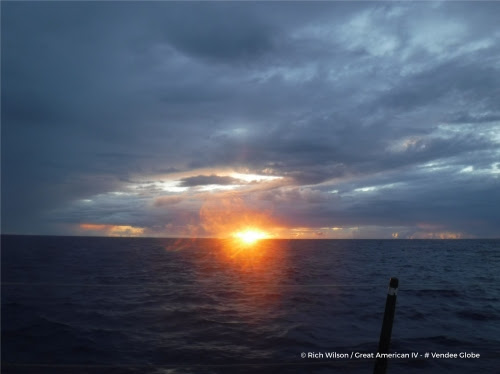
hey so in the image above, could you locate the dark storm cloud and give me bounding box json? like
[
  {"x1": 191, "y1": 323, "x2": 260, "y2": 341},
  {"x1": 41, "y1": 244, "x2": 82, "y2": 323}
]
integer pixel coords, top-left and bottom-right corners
[
  {"x1": 2, "y1": 1, "x2": 499, "y2": 237},
  {"x1": 157, "y1": 3, "x2": 275, "y2": 62},
  {"x1": 179, "y1": 175, "x2": 242, "y2": 187}
]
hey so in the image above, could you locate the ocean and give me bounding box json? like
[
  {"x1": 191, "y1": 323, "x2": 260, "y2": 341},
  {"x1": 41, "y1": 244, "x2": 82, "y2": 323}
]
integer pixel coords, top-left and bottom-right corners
[{"x1": 2, "y1": 235, "x2": 499, "y2": 373}]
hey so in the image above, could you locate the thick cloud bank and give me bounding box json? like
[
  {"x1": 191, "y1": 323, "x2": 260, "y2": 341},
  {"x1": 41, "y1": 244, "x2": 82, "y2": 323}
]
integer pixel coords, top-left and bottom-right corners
[{"x1": 2, "y1": 2, "x2": 499, "y2": 238}]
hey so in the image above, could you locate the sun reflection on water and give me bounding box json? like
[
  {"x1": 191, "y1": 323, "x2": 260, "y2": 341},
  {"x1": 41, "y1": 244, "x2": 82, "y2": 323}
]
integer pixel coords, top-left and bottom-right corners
[{"x1": 168, "y1": 238, "x2": 290, "y2": 324}]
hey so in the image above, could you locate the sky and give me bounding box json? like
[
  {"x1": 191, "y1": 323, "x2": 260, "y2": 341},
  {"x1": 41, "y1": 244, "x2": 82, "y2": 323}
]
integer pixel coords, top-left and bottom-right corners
[{"x1": 1, "y1": 1, "x2": 499, "y2": 239}]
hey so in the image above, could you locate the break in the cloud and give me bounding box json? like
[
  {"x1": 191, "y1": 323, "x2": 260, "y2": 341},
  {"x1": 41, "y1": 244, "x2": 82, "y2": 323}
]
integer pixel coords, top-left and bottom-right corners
[{"x1": 1, "y1": 1, "x2": 499, "y2": 238}]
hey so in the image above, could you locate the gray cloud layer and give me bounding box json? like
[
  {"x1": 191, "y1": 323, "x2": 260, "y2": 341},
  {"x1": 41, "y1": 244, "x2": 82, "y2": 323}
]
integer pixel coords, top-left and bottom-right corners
[{"x1": 2, "y1": 2, "x2": 499, "y2": 238}]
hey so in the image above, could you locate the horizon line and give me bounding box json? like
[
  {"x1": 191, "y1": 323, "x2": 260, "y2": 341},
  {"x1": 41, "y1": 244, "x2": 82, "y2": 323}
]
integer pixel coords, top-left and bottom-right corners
[{"x1": 1, "y1": 233, "x2": 499, "y2": 240}]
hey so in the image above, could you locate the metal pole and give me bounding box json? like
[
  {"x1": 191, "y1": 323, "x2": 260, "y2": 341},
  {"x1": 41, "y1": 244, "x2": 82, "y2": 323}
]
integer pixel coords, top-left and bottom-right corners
[{"x1": 373, "y1": 277, "x2": 399, "y2": 374}]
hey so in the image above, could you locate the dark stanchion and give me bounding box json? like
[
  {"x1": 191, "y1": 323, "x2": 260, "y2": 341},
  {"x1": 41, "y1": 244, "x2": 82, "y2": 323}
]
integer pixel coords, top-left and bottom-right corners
[{"x1": 373, "y1": 277, "x2": 399, "y2": 374}]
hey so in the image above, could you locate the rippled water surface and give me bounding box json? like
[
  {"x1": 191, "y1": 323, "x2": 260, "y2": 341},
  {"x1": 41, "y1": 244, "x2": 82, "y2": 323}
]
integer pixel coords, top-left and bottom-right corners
[{"x1": 2, "y1": 236, "x2": 499, "y2": 373}]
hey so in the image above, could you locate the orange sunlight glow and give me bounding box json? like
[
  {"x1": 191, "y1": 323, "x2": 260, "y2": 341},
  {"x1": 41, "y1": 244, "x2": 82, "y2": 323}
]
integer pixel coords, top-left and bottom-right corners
[
  {"x1": 200, "y1": 194, "x2": 277, "y2": 240},
  {"x1": 233, "y1": 229, "x2": 270, "y2": 245}
]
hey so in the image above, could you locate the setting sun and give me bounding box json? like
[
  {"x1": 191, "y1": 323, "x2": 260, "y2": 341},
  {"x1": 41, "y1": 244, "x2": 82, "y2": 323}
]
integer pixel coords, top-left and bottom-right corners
[{"x1": 234, "y1": 229, "x2": 269, "y2": 244}]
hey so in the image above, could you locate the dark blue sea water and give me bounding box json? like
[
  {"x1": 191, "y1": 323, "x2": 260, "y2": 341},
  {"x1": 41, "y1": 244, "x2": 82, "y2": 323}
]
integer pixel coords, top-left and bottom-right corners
[{"x1": 2, "y1": 235, "x2": 499, "y2": 373}]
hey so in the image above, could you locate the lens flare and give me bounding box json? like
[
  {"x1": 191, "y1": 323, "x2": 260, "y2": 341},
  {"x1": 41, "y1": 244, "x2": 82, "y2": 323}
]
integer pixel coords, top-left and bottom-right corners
[
  {"x1": 199, "y1": 194, "x2": 277, "y2": 240},
  {"x1": 234, "y1": 229, "x2": 269, "y2": 245}
]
